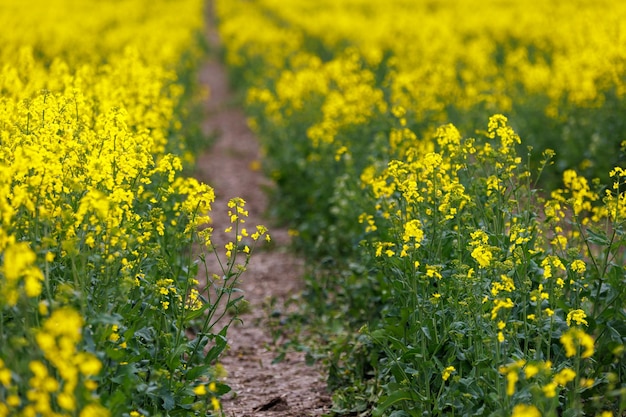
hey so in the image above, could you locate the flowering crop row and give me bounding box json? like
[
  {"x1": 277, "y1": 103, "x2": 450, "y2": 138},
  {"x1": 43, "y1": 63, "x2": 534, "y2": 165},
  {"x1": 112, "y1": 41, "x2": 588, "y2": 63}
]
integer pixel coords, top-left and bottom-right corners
[
  {"x1": 0, "y1": 1, "x2": 269, "y2": 416},
  {"x1": 216, "y1": 0, "x2": 626, "y2": 415},
  {"x1": 220, "y1": 0, "x2": 626, "y2": 184}
]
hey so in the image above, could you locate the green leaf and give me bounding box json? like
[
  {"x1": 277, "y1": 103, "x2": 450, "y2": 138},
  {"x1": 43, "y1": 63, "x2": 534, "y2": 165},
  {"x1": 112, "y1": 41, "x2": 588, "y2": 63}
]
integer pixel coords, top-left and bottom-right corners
[
  {"x1": 134, "y1": 327, "x2": 155, "y2": 344},
  {"x1": 369, "y1": 329, "x2": 387, "y2": 341},
  {"x1": 586, "y1": 228, "x2": 610, "y2": 246},
  {"x1": 91, "y1": 313, "x2": 123, "y2": 326},
  {"x1": 389, "y1": 411, "x2": 411, "y2": 417},
  {"x1": 271, "y1": 351, "x2": 286, "y2": 364},
  {"x1": 160, "y1": 390, "x2": 175, "y2": 411},
  {"x1": 204, "y1": 329, "x2": 228, "y2": 364},
  {"x1": 185, "y1": 365, "x2": 211, "y2": 381},
  {"x1": 372, "y1": 389, "x2": 414, "y2": 417},
  {"x1": 225, "y1": 295, "x2": 244, "y2": 310},
  {"x1": 167, "y1": 344, "x2": 187, "y2": 370},
  {"x1": 212, "y1": 381, "x2": 231, "y2": 396}
]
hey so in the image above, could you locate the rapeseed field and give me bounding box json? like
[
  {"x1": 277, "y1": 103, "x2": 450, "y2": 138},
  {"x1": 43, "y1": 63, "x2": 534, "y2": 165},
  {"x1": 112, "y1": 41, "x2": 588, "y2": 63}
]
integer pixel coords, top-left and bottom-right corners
[
  {"x1": 0, "y1": 1, "x2": 269, "y2": 415},
  {"x1": 217, "y1": 1, "x2": 626, "y2": 415}
]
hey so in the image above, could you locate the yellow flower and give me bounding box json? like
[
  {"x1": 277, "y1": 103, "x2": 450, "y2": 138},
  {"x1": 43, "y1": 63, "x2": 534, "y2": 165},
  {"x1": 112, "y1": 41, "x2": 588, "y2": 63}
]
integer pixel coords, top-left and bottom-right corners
[
  {"x1": 38, "y1": 301, "x2": 49, "y2": 316},
  {"x1": 77, "y1": 353, "x2": 103, "y2": 376},
  {"x1": 211, "y1": 397, "x2": 221, "y2": 411},
  {"x1": 511, "y1": 404, "x2": 541, "y2": 417},
  {"x1": 551, "y1": 234, "x2": 567, "y2": 250},
  {"x1": 570, "y1": 259, "x2": 586, "y2": 273},
  {"x1": 505, "y1": 370, "x2": 518, "y2": 396},
  {"x1": 560, "y1": 328, "x2": 594, "y2": 358},
  {"x1": 29, "y1": 361, "x2": 49, "y2": 379},
  {"x1": 0, "y1": 366, "x2": 11, "y2": 387},
  {"x1": 1, "y1": 242, "x2": 36, "y2": 281},
  {"x1": 541, "y1": 255, "x2": 566, "y2": 280},
  {"x1": 470, "y1": 229, "x2": 493, "y2": 268},
  {"x1": 524, "y1": 363, "x2": 540, "y2": 379},
  {"x1": 580, "y1": 378, "x2": 594, "y2": 388},
  {"x1": 193, "y1": 384, "x2": 207, "y2": 395},
  {"x1": 553, "y1": 368, "x2": 576, "y2": 386},
  {"x1": 402, "y1": 219, "x2": 424, "y2": 244},
  {"x1": 335, "y1": 145, "x2": 349, "y2": 161},
  {"x1": 499, "y1": 359, "x2": 525, "y2": 396},
  {"x1": 442, "y1": 366, "x2": 456, "y2": 381},
  {"x1": 109, "y1": 325, "x2": 120, "y2": 342},
  {"x1": 425, "y1": 265, "x2": 442, "y2": 280},
  {"x1": 471, "y1": 245, "x2": 493, "y2": 268},
  {"x1": 542, "y1": 381, "x2": 558, "y2": 398},
  {"x1": 6, "y1": 395, "x2": 20, "y2": 407},
  {"x1": 225, "y1": 241, "x2": 235, "y2": 258},
  {"x1": 491, "y1": 298, "x2": 514, "y2": 320},
  {"x1": 79, "y1": 404, "x2": 110, "y2": 417},
  {"x1": 23, "y1": 268, "x2": 42, "y2": 297},
  {"x1": 57, "y1": 392, "x2": 76, "y2": 411},
  {"x1": 566, "y1": 309, "x2": 588, "y2": 327},
  {"x1": 562, "y1": 169, "x2": 598, "y2": 215}
]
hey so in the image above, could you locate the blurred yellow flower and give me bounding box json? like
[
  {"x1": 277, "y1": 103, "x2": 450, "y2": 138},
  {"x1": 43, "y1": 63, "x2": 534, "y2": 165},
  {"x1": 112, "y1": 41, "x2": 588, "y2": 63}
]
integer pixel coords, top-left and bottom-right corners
[
  {"x1": 560, "y1": 328, "x2": 594, "y2": 358},
  {"x1": 511, "y1": 404, "x2": 541, "y2": 417},
  {"x1": 554, "y1": 368, "x2": 576, "y2": 386},
  {"x1": 193, "y1": 384, "x2": 207, "y2": 395}
]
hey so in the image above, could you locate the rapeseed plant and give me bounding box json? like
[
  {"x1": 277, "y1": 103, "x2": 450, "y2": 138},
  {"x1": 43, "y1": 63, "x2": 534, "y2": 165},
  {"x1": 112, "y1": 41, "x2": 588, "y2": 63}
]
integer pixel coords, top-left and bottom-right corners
[
  {"x1": 0, "y1": 0, "x2": 271, "y2": 415},
  {"x1": 216, "y1": 0, "x2": 626, "y2": 414}
]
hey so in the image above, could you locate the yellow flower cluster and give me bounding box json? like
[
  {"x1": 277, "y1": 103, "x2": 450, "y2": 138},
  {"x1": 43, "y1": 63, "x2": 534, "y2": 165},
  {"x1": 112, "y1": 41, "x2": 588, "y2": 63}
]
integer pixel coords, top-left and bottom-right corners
[
  {"x1": 223, "y1": 198, "x2": 270, "y2": 260},
  {"x1": 470, "y1": 229, "x2": 494, "y2": 269},
  {"x1": 219, "y1": 0, "x2": 626, "y2": 144},
  {"x1": 441, "y1": 366, "x2": 456, "y2": 382},
  {"x1": 0, "y1": 0, "x2": 208, "y2": 306},
  {"x1": 0, "y1": 0, "x2": 217, "y2": 413},
  {"x1": 0, "y1": 242, "x2": 43, "y2": 305},
  {"x1": 192, "y1": 381, "x2": 221, "y2": 412},
  {"x1": 561, "y1": 328, "x2": 595, "y2": 359},
  {"x1": 549, "y1": 169, "x2": 599, "y2": 219},
  {"x1": 604, "y1": 167, "x2": 626, "y2": 221},
  {"x1": 500, "y1": 359, "x2": 582, "y2": 400},
  {"x1": 511, "y1": 404, "x2": 541, "y2": 417},
  {"x1": 1, "y1": 308, "x2": 106, "y2": 417}
]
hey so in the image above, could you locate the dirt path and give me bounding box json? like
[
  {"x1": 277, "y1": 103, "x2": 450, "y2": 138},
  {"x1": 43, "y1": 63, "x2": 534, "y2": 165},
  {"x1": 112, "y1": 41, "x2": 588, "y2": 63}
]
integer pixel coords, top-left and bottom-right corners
[{"x1": 193, "y1": 3, "x2": 331, "y2": 416}]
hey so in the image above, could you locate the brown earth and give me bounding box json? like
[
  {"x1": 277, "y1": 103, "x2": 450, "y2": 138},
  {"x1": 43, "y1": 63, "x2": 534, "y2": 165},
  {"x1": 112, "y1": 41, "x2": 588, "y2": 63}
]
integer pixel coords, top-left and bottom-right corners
[{"x1": 192, "y1": 3, "x2": 332, "y2": 416}]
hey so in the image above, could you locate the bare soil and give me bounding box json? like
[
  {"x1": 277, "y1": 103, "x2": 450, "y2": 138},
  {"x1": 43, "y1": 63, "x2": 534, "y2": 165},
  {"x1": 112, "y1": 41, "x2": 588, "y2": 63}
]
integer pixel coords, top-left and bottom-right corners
[{"x1": 192, "y1": 4, "x2": 332, "y2": 416}]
